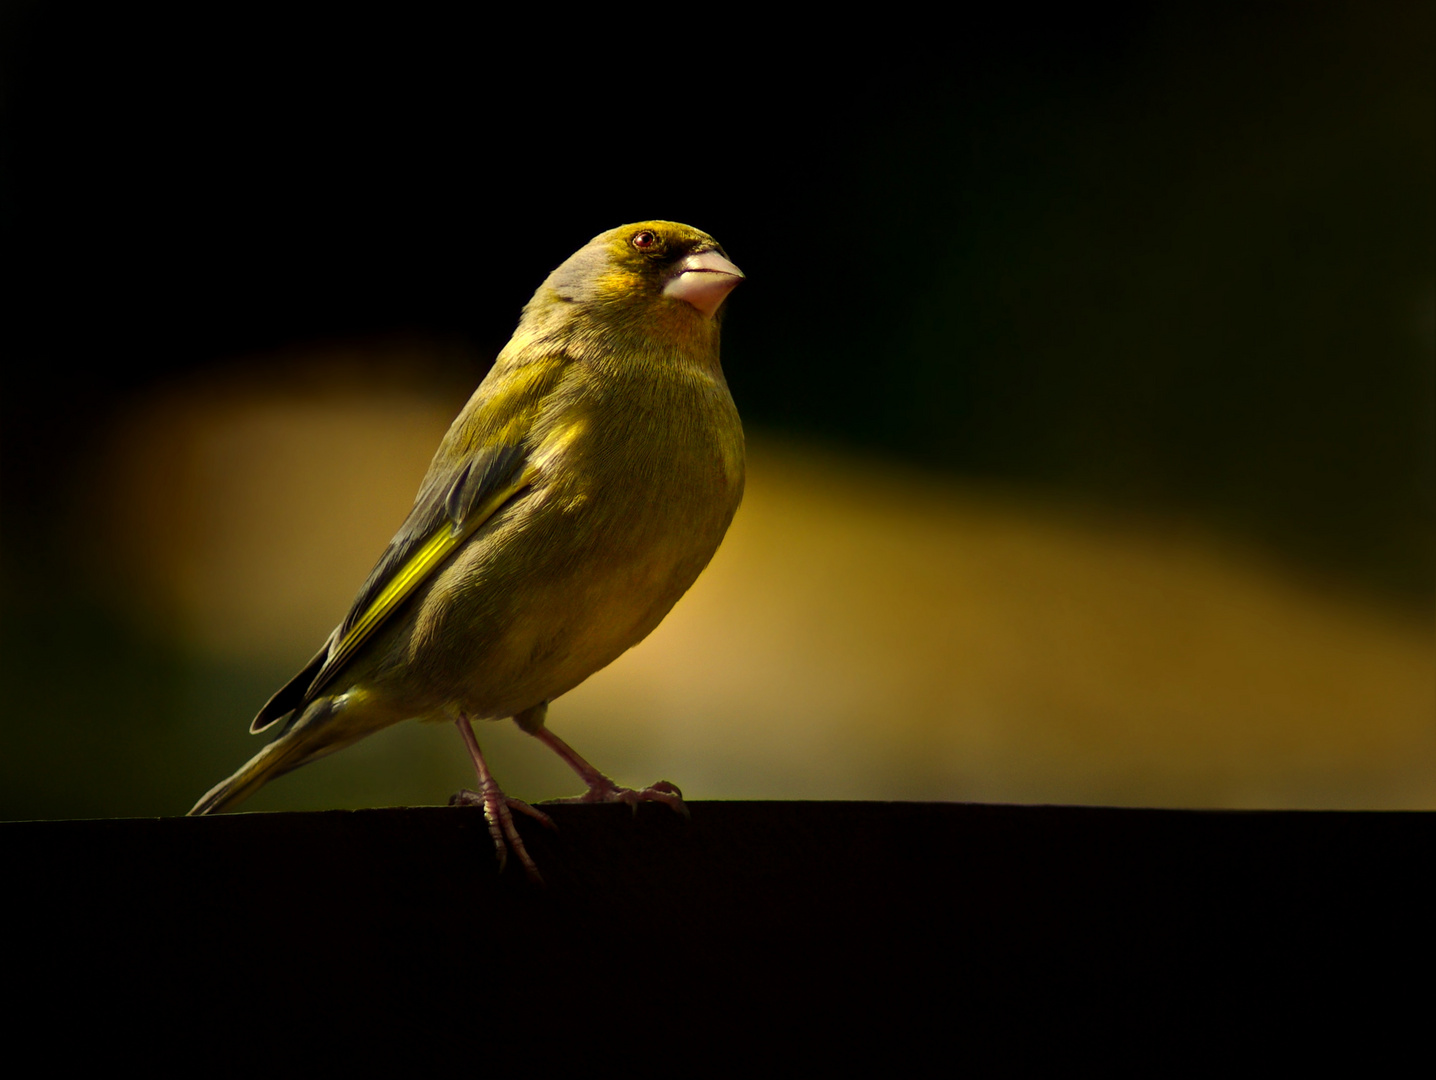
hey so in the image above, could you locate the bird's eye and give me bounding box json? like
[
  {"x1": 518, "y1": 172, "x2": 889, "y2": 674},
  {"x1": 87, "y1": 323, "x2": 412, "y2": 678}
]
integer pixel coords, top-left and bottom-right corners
[{"x1": 631, "y1": 230, "x2": 661, "y2": 252}]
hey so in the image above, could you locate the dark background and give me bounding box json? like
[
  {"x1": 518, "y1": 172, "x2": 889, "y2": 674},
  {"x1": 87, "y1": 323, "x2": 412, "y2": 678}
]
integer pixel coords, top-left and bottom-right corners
[
  {"x1": 1, "y1": 3, "x2": 1431, "y2": 817},
  {"x1": 5, "y1": 2, "x2": 1431, "y2": 599}
]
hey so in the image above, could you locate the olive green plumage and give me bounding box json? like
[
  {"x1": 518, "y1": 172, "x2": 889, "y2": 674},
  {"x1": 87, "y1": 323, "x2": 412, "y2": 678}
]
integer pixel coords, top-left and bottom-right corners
[{"x1": 190, "y1": 221, "x2": 745, "y2": 826}]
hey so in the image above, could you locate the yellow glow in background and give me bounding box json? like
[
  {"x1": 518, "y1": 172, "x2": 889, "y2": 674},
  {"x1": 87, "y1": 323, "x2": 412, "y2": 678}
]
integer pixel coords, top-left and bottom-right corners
[{"x1": 59, "y1": 350, "x2": 1433, "y2": 815}]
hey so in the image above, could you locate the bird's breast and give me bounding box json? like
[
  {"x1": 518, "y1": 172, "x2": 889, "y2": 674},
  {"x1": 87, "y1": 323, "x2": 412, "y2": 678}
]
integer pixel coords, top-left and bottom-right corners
[{"x1": 408, "y1": 368, "x2": 743, "y2": 719}]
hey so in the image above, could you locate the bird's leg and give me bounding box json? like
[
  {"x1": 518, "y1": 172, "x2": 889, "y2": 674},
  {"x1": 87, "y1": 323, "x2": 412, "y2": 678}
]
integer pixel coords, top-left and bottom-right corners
[
  {"x1": 529, "y1": 724, "x2": 689, "y2": 818},
  {"x1": 448, "y1": 712, "x2": 554, "y2": 882}
]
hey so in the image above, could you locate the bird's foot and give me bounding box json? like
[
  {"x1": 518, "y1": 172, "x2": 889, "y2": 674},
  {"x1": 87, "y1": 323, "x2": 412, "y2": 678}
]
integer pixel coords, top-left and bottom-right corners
[
  {"x1": 528, "y1": 725, "x2": 690, "y2": 817},
  {"x1": 449, "y1": 787, "x2": 555, "y2": 883},
  {"x1": 452, "y1": 711, "x2": 557, "y2": 882},
  {"x1": 543, "y1": 777, "x2": 690, "y2": 818}
]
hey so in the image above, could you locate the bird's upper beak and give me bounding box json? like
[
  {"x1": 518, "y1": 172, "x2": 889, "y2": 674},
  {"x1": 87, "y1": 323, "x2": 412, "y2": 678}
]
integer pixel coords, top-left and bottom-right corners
[{"x1": 663, "y1": 249, "x2": 745, "y2": 319}]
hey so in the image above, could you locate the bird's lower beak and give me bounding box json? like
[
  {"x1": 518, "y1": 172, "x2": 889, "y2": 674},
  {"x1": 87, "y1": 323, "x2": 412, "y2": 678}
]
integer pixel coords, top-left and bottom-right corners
[{"x1": 664, "y1": 250, "x2": 745, "y2": 319}]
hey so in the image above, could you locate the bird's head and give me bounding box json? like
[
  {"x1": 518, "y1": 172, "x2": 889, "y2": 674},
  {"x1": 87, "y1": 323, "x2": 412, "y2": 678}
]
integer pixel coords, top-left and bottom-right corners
[{"x1": 530, "y1": 221, "x2": 744, "y2": 330}]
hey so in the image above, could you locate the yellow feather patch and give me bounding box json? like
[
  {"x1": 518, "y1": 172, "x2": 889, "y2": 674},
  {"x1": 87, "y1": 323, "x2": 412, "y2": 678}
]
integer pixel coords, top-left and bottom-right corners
[
  {"x1": 597, "y1": 268, "x2": 644, "y2": 296},
  {"x1": 456, "y1": 362, "x2": 559, "y2": 455},
  {"x1": 539, "y1": 416, "x2": 588, "y2": 459}
]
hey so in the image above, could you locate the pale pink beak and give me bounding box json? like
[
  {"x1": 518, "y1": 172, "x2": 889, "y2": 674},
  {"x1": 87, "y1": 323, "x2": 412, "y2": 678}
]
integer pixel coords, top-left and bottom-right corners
[{"x1": 663, "y1": 249, "x2": 745, "y2": 319}]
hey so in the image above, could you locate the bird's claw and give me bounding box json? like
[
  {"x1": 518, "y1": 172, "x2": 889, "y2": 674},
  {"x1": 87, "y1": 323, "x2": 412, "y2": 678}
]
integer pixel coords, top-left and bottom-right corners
[
  {"x1": 449, "y1": 788, "x2": 554, "y2": 882},
  {"x1": 543, "y1": 778, "x2": 690, "y2": 818}
]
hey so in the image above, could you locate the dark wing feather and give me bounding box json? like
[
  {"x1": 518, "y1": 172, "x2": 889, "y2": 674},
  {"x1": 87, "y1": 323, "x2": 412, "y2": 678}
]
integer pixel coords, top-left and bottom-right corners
[
  {"x1": 250, "y1": 639, "x2": 332, "y2": 733},
  {"x1": 248, "y1": 441, "x2": 533, "y2": 733}
]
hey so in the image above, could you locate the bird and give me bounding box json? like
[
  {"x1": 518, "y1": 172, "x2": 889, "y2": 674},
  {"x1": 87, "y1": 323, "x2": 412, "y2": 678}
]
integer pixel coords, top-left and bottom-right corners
[{"x1": 188, "y1": 220, "x2": 746, "y2": 880}]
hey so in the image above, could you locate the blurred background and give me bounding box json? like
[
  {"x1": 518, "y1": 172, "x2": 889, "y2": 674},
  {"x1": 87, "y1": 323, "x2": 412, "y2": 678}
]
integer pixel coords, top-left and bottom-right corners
[{"x1": 1, "y1": 3, "x2": 1431, "y2": 818}]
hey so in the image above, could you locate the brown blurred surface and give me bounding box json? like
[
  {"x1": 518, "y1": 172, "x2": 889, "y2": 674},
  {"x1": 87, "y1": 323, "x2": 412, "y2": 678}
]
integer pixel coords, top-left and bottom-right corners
[{"x1": 38, "y1": 359, "x2": 1429, "y2": 816}]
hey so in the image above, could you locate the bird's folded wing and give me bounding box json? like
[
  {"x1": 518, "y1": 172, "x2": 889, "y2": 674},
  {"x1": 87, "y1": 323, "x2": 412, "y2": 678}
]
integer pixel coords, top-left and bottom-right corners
[{"x1": 249, "y1": 441, "x2": 536, "y2": 733}]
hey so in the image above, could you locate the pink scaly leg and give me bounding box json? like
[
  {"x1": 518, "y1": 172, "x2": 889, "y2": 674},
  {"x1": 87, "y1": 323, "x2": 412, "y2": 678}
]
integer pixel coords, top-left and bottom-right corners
[
  {"x1": 531, "y1": 725, "x2": 689, "y2": 818},
  {"x1": 448, "y1": 712, "x2": 554, "y2": 882}
]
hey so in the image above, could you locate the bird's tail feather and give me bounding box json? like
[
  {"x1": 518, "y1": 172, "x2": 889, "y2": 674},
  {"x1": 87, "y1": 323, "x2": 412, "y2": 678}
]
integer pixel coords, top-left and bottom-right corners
[{"x1": 188, "y1": 697, "x2": 365, "y2": 815}]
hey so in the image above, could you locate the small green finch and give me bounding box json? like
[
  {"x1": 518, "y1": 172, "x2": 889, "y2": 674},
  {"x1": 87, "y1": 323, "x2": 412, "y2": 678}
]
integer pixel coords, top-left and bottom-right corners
[{"x1": 190, "y1": 221, "x2": 745, "y2": 878}]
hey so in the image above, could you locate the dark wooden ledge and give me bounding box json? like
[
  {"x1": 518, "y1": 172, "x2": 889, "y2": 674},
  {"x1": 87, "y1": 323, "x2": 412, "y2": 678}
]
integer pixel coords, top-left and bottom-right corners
[{"x1": 7, "y1": 802, "x2": 1424, "y2": 1063}]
